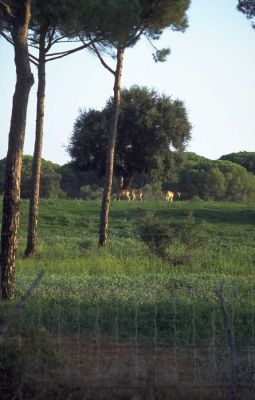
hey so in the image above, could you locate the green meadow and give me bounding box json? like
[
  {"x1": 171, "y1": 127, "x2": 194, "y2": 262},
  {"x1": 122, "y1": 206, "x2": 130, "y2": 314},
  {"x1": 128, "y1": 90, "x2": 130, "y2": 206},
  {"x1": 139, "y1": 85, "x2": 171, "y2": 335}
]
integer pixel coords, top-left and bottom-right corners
[{"x1": 1, "y1": 198, "x2": 255, "y2": 347}]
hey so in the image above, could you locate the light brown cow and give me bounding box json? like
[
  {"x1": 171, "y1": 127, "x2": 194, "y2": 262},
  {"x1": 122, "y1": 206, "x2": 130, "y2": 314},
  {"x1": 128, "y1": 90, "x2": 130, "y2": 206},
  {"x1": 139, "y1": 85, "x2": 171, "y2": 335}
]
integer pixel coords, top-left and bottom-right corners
[
  {"x1": 165, "y1": 190, "x2": 174, "y2": 202},
  {"x1": 114, "y1": 188, "x2": 143, "y2": 202},
  {"x1": 137, "y1": 190, "x2": 143, "y2": 202},
  {"x1": 165, "y1": 191, "x2": 181, "y2": 202},
  {"x1": 131, "y1": 190, "x2": 136, "y2": 201},
  {"x1": 116, "y1": 189, "x2": 131, "y2": 201}
]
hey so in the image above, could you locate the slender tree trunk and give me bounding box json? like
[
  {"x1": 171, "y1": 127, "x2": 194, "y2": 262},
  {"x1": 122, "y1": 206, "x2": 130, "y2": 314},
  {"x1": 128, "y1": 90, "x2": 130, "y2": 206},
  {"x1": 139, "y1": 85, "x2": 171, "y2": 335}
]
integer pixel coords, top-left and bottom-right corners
[
  {"x1": 25, "y1": 26, "x2": 47, "y2": 257},
  {"x1": 99, "y1": 47, "x2": 124, "y2": 246},
  {"x1": 0, "y1": 1, "x2": 34, "y2": 300}
]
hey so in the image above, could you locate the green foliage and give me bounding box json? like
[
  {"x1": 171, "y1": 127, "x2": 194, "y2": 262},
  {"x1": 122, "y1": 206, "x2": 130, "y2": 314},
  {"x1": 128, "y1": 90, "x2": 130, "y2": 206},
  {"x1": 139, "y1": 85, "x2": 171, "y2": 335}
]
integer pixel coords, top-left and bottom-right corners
[
  {"x1": 68, "y1": 85, "x2": 191, "y2": 184},
  {"x1": 60, "y1": 163, "x2": 104, "y2": 198},
  {"x1": 2, "y1": 150, "x2": 254, "y2": 201},
  {"x1": 179, "y1": 159, "x2": 255, "y2": 201},
  {"x1": 80, "y1": 184, "x2": 103, "y2": 200},
  {"x1": 39, "y1": 160, "x2": 64, "y2": 199},
  {"x1": 0, "y1": 156, "x2": 63, "y2": 199},
  {"x1": 220, "y1": 151, "x2": 255, "y2": 174},
  {"x1": 237, "y1": 0, "x2": 255, "y2": 29},
  {"x1": 30, "y1": 0, "x2": 74, "y2": 27},
  {"x1": 0, "y1": 342, "x2": 25, "y2": 398},
  {"x1": 138, "y1": 212, "x2": 204, "y2": 265},
  {"x1": 75, "y1": 0, "x2": 190, "y2": 52},
  {"x1": 152, "y1": 47, "x2": 171, "y2": 62},
  {"x1": 142, "y1": 184, "x2": 165, "y2": 201},
  {"x1": 181, "y1": 151, "x2": 209, "y2": 166},
  {"x1": 0, "y1": 327, "x2": 60, "y2": 399}
]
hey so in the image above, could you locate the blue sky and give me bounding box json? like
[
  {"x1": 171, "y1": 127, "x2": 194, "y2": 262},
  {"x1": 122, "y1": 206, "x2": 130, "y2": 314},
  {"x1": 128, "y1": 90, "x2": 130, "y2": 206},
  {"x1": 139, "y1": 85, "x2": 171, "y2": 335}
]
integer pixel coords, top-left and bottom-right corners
[{"x1": 0, "y1": 0, "x2": 254, "y2": 165}]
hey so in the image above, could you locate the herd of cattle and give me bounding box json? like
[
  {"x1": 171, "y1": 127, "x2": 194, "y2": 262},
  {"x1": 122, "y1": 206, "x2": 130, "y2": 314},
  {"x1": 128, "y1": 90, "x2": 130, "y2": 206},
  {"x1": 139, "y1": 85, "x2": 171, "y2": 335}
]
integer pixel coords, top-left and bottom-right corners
[{"x1": 113, "y1": 189, "x2": 181, "y2": 202}]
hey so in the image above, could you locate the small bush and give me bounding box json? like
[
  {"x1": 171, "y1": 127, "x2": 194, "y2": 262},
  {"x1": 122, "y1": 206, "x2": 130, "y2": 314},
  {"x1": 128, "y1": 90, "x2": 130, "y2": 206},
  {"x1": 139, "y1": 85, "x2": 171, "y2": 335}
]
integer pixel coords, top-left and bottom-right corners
[
  {"x1": 190, "y1": 195, "x2": 203, "y2": 202},
  {"x1": 0, "y1": 327, "x2": 61, "y2": 400},
  {"x1": 80, "y1": 185, "x2": 103, "y2": 200},
  {"x1": 138, "y1": 212, "x2": 205, "y2": 265},
  {"x1": 142, "y1": 184, "x2": 165, "y2": 201}
]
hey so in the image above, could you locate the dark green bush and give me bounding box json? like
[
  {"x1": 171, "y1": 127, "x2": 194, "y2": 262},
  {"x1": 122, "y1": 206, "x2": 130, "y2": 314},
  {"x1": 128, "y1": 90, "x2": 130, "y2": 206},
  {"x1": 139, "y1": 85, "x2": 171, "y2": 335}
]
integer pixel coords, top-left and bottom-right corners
[
  {"x1": 138, "y1": 213, "x2": 205, "y2": 265},
  {"x1": 0, "y1": 327, "x2": 61, "y2": 400},
  {"x1": 80, "y1": 184, "x2": 103, "y2": 200}
]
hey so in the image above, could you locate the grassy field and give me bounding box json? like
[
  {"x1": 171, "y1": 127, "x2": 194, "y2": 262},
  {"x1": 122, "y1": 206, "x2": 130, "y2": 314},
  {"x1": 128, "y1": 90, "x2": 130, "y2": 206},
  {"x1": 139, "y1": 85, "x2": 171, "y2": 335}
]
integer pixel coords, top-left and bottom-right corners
[
  {"x1": 1, "y1": 197, "x2": 255, "y2": 398},
  {"x1": 0, "y1": 198, "x2": 253, "y2": 345}
]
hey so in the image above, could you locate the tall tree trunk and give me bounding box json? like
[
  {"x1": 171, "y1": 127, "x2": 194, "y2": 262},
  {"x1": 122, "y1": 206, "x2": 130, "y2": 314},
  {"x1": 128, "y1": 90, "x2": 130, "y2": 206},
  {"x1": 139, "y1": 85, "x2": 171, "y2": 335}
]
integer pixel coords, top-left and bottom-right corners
[
  {"x1": 99, "y1": 47, "x2": 124, "y2": 246},
  {"x1": 0, "y1": 0, "x2": 34, "y2": 300},
  {"x1": 25, "y1": 26, "x2": 47, "y2": 257}
]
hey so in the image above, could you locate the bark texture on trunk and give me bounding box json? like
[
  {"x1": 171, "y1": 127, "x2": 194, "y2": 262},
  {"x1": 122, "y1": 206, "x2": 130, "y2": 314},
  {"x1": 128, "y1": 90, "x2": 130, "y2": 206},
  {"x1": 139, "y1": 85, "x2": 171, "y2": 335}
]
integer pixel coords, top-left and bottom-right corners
[
  {"x1": 99, "y1": 47, "x2": 124, "y2": 246},
  {"x1": 0, "y1": 0, "x2": 34, "y2": 300},
  {"x1": 25, "y1": 26, "x2": 47, "y2": 257}
]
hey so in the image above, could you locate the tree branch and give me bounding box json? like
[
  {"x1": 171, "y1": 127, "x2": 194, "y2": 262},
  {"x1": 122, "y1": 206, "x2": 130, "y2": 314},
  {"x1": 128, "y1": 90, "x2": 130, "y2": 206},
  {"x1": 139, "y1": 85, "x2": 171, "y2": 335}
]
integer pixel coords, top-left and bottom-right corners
[
  {"x1": 0, "y1": 0, "x2": 14, "y2": 20},
  {"x1": 45, "y1": 42, "x2": 91, "y2": 63},
  {"x1": 0, "y1": 30, "x2": 13, "y2": 45},
  {"x1": 50, "y1": 37, "x2": 81, "y2": 44},
  {"x1": 45, "y1": 26, "x2": 56, "y2": 52},
  {"x1": 46, "y1": 43, "x2": 89, "y2": 58},
  {"x1": 87, "y1": 37, "x2": 115, "y2": 75},
  {"x1": 28, "y1": 43, "x2": 40, "y2": 50},
  {"x1": 29, "y1": 53, "x2": 39, "y2": 62},
  {"x1": 144, "y1": 32, "x2": 158, "y2": 52},
  {"x1": 29, "y1": 56, "x2": 38, "y2": 67},
  {"x1": 125, "y1": 26, "x2": 145, "y2": 48},
  {"x1": 0, "y1": 271, "x2": 45, "y2": 343},
  {"x1": 46, "y1": 34, "x2": 67, "y2": 48}
]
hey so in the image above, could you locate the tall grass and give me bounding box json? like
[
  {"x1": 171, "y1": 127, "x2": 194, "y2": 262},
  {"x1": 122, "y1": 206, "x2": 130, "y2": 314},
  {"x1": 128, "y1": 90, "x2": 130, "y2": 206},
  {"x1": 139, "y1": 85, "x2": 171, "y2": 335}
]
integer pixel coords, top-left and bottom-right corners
[
  {"x1": 0, "y1": 198, "x2": 253, "y2": 347},
  {"x1": 1, "y1": 198, "x2": 255, "y2": 397}
]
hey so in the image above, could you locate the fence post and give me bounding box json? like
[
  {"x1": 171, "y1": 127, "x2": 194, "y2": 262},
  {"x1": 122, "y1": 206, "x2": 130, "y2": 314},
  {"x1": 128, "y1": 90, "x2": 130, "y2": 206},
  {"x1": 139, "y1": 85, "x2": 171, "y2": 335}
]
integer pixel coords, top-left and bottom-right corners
[
  {"x1": 0, "y1": 271, "x2": 45, "y2": 343},
  {"x1": 216, "y1": 282, "x2": 238, "y2": 400}
]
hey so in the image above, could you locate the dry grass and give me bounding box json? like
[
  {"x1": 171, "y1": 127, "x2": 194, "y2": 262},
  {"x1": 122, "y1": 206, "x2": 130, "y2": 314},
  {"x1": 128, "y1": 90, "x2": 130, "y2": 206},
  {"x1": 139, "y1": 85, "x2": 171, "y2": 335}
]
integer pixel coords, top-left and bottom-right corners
[{"x1": 27, "y1": 334, "x2": 252, "y2": 400}]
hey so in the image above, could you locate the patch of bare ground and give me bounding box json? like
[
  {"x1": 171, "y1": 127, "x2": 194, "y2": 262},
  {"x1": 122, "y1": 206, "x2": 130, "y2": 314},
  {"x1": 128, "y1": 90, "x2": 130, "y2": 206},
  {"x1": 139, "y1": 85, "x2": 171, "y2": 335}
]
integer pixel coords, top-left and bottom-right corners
[
  {"x1": 26, "y1": 334, "x2": 251, "y2": 400},
  {"x1": 3, "y1": 332, "x2": 252, "y2": 399}
]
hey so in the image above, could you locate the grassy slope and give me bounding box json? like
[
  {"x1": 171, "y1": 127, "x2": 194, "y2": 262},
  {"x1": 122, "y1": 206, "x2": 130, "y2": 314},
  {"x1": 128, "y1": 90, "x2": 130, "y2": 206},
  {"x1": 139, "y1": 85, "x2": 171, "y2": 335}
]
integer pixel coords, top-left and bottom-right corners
[{"x1": 1, "y1": 198, "x2": 255, "y2": 346}]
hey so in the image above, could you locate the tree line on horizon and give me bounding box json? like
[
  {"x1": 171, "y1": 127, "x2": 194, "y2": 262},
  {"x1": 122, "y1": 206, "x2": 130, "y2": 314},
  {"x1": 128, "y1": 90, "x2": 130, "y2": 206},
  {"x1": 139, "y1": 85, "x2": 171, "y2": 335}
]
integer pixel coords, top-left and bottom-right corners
[
  {"x1": 1, "y1": 150, "x2": 255, "y2": 202},
  {"x1": 0, "y1": 0, "x2": 254, "y2": 300}
]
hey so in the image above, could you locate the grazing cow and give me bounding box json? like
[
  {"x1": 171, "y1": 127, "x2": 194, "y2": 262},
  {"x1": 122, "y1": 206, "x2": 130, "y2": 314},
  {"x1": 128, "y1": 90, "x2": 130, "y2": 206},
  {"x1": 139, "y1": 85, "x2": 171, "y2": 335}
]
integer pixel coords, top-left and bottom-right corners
[
  {"x1": 114, "y1": 188, "x2": 143, "y2": 202},
  {"x1": 138, "y1": 190, "x2": 143, "y2": 202},
  {"x1": 116, "y1": 189, "x2": 131, "y2": 201},
  {"x1": 131, "y1": 190, "x2": 137, "y2": 201},
  {"x1": 165, "y1": 191, "x2": 181, "y2": 202},
  {"x1": 165, "y1": 190, "x2": 174, "y2": 202}
]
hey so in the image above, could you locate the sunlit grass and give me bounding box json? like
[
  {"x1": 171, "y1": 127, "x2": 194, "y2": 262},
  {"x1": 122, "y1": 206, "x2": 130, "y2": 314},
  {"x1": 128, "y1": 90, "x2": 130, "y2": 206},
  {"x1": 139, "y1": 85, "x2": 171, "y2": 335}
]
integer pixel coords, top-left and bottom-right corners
[{"x1": 1, "y1": 198, "x2": 255, "y2": 345}]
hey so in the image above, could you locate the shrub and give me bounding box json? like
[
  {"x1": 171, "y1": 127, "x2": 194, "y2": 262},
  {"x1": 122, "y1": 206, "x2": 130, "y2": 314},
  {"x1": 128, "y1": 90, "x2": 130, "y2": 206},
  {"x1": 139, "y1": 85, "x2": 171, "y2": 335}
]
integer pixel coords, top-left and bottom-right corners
[
  {"x1": 0, "y1": 327, "x2": 61, "y2": 399},
  {"x1": 142, "y1": 184, "x2": 165, "y2": 201},
  {"x1": 190, "y1": 195, "x2": 203, "y2": 202},
  {"x1": 138, "y1": 212, "x2": 204, "y2": 265},
  {"x1": 80, "y1": 185, "x2": 103, "y2": 200}
]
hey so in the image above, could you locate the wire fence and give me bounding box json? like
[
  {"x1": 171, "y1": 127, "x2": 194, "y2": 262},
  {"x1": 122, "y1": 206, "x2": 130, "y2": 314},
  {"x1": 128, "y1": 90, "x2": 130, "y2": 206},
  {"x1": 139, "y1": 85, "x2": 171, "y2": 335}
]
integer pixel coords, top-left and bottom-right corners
[{"x1": 3, "y1": 278, "x2": 255, "y2": 400}]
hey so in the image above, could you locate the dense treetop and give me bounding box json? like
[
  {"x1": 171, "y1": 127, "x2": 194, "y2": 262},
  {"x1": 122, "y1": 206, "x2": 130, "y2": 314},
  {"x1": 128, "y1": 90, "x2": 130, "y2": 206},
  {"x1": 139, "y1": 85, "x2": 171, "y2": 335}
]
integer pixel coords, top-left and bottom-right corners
[
  {"x1": 178, "y1": 159, "x2": 255, "y2": 201},
  {"x1": 68, "y1": 85, "x2": 192, "y2": 188},
  {"x1": 220, "y1": 152, "x2": 255, "y2": 174}
]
